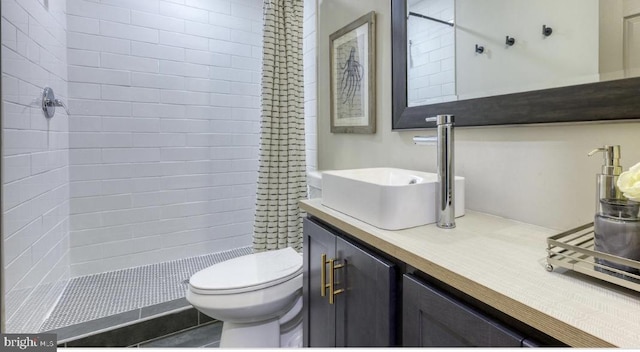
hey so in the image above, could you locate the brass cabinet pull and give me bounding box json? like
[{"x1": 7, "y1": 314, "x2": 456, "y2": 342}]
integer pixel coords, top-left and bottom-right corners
[
  {"x1": 328, "y1": 259, "x2": 345, "y2": 304},
  {"x1": 321, "y1": 254, "x2": 328, "y2": 297}
]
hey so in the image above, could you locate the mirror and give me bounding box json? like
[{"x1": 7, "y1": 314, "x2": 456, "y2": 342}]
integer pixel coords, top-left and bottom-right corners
[{"x1": 392, "y1": 0, "x2": 640, "y2": 129}]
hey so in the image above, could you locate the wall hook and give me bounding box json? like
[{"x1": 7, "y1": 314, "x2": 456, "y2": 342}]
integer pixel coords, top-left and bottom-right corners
[
  {"x1": 475, "y1": 44, "x2": 484, "y2": 54},
  {"x1": 505, "y1": 36, "x2": 515, "y2": 46},
  {"x1": 542, "y1": 25, "x2": 553, "y2": 36}
]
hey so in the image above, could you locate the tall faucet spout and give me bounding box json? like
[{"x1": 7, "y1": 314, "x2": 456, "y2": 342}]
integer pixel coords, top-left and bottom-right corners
[{"x1": 425, "y1": 115, "x2": 455, "y2": 229}]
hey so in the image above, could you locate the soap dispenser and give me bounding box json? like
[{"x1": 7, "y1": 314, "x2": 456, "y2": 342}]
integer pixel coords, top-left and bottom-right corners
[{"x1": 589, "y1": 145, "x2": 640, "y2": 275}]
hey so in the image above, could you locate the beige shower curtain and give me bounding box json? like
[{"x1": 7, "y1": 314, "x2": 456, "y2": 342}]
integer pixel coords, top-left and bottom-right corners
[{"x1": 253, "y1": 0, "x2": 307, "y2": 252}]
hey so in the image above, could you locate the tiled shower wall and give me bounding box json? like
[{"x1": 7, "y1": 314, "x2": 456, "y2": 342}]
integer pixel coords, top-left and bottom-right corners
[
  {"x1": 66, "y1": 0, "x2": 263, "y2": 276},
  {"x1": 1, "y1": 0, "x2": 71, "y2": 332},
  {"x1": 406, "y1": 0, "x2": 455, "y2": 106},
  {"x1": 303, "y1": 0, "x2": 317, "y2": 172}
]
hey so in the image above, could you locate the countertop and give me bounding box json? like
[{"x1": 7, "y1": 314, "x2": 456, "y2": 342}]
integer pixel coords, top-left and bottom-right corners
[{"x1": 300, "y1": 198, "x2": 640, "y2": 347}]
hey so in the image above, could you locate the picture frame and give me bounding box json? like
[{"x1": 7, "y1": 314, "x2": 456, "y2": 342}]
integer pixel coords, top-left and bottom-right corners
[{"x1": 329, "y1": 11, "x2": 376, "y2": 134}]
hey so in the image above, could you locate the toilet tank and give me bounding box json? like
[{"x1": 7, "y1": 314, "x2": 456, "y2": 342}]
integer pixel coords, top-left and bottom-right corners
[{"x1": 307, "y1": 171, "x2": 322, "y2": 199}]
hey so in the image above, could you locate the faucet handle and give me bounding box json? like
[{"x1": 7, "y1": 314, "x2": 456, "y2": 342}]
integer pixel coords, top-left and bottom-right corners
[{"x1": 425, "y1": 115, "x2": 454, "y2": 125}]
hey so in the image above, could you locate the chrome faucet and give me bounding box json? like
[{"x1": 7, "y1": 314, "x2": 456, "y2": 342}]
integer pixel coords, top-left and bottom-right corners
[{"x1": 413, "y1": 115, "x2": 456, "y2": 229}]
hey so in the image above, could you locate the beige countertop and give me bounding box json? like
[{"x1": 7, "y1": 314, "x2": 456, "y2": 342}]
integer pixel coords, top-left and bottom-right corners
[{"x1": 300, "y1": 198, "x2": 640, "y2": 348}]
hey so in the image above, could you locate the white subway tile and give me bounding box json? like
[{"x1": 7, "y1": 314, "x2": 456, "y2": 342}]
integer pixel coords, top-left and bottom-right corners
[
  {"x1": 101, "y1": 52, "x2": 159, "y2": 73},
  {"x1": 230, "y1": 2, "x2": 262, "y2": 21},
  {"x1": 70, "y1": 224, "x2": 132, "y2": 247},
  {"x1": 160, "y1": 147, "x2": 209, "y2": 161},
  {"x1": 99, "y1": 4, "x2": 132, "y2": 24},
  {"x1": 69, "y1": 66, "x2": 131, "y2": 85},
  {"x1": 3, "y1": 217, "x2": 43, "y2": 264},
  {"x1": 209, "y1": 67, "x2": 252, "y2": 82},
  {"x1": 159, "y1": 60, "x2": 208, "y2": 78},
  {"x1": 102, "y1": 85, "x2": 161, "y2": 103},
  {"x1": 70, "y1": 180, "x2": 102, "y2": 198},
  {"x1": 209, "y1": 39, "x2": 251, "y2": 57},
  {"x1": 69, "y1": 116, "x2": 102, "y2": 132},
  {"x1": 230, "y1": 29, "x2": 261, "y2": 46},
  {"x1": 230, "y1": 82, "x2": 259, "y2": 96},
  {"x1": 185, "y1": 0, "x2": 230, "y2": 13},
  {"x1": 68, "y1": 49, "x2": 101, "y2": 67},
  {"x1": 186, "y1": 105, "x2": 232, "y2": 119},
  {"x1": 185, "y1": 21, "x2": 230, "y2": 40},
  {"x1": 67, "y1": 15, "x2": 100, "y2": 35},
  {"x1": 208, "y1": 12, "x2": 252, "y2": 31},
  {"x1": 70, "y1": 194, "x2": 132, "y2": 215},
  {"x1": 66, "y1": 0, "x2": 101, "y2": 18},
  {"x1": 132, "y1": 72, "x2": 185, "y2": 90},
  {"x1": 159, "y1": 2, "x2": 208, "y2": 23},
  {"x1": 131, "y1": 10, "x2": 185, "y2": 32},
  {"x1": 184, "y1": 49, "x2": 230, "y2": 66},
  {"x1": 102, "y1": 148, "x2": 161, "y2": 163},
  {"x1": 132, "y1": 103, "x2": 186, "y2": 118},
  {"x1": 100, "y1": 0, "x2": 159, "y2": 14},
  {"x1": 100, "y1": 20, "x2": 159, "y2": 43},
  {"x1": 160, "y1": 90, "x2": 209, "y2": 105},
  {"x1": 102, "y1": 117, "x2": 159, "y2": 132},
  {"x1": 69, "y1": 82, "x2": 101, "y2": 99},
  {"x1": 4, "y1": 154, "x2": 31, "y2": 183},
  {"x1": 185, "y1": 78, "x2": 230, "y2": 93},
  {"x1": 101, "y1": 206, "x2": 161, "y2": 227},
  {"x1": 131, "y1": 42, "x2": 185, "y2": 61},
  {"x1": 100, "y1": 179, "x2": 133, "y2": 195},
  {"x1": 159, "y1": 31, "x2": 208, "y2": 50},
  {"x1": 69, "y1": 99, "x2": 131, "y2": 117},
  {"x1": 67, "y1": 32, "x2": 131, "y2": 54}
]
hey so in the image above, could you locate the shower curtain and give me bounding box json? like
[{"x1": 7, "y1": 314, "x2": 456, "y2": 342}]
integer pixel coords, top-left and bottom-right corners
[{"x1": 253, "y1": 0, "x2": 307, "y2": 252}]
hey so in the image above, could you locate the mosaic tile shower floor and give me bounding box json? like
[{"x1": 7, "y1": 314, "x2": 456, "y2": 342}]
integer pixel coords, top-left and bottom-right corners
[{"x1": 40, "y1": 246, "x2": 252, "y2": 332}]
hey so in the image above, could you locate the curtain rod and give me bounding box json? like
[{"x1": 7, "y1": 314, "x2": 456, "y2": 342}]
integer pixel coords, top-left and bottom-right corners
[{"x1": 407, "y1": 11, "x2": 454, "y2": 27}]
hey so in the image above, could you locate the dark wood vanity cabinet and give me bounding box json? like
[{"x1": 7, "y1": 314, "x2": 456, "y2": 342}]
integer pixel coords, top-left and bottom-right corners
[
  {"x1": 302, "y1": 218, "x2": 397, "y2": 347},
  {"x1": 303, "y1": 216, "x2": 560, "y2": 348},
  {"x1": 403, "y1": 274, "x2": 525, "y2": 347}
]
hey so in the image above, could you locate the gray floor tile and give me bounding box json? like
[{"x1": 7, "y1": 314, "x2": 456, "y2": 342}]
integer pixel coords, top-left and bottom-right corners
[{"x1": 139, "y1": 321, "x2": 223, "y2": 348}]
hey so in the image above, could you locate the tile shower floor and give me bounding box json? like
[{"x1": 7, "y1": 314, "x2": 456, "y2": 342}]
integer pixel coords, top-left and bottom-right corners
[{"x1": 40, "y1": 246, "x2": 252, "y2": 333}]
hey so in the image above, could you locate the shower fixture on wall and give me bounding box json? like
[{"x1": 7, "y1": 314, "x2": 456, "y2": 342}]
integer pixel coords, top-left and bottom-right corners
[
  {"x1": 542, "y1": 25, "x2": 553, "y2": 37},
  {"x1": 475, "y1": 44, "x2": 484, "y2": 54},
  {"x1": 41, "y1": 87, "x2": 69, "y2": 118}
]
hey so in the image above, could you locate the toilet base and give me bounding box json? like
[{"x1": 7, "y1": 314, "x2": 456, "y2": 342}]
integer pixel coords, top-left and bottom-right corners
[
  {"x1": 219, "y1": 319, "x2": 303, "y2": 348},
  {"x1": 219, "y1": 296, "x2": 303, "y2": 348}
]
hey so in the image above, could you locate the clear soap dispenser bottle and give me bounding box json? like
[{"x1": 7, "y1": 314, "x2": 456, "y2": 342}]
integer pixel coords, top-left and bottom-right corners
[{"x1": 589, "y1": 145, "x2": 640, "y2": 276}]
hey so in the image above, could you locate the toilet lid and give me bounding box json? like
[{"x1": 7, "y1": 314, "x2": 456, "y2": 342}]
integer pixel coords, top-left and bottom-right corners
[{"x1": 189, "y1": 247, "x2": 302, "y2": 294}]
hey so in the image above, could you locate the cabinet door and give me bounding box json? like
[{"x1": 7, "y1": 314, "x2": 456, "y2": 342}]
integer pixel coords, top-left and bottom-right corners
[
  {"x1": 335, "y1": 237, "x2": 397, "y2": 347},
  {"x1": 403, "y1": 274, "x2": 523, "y2": 347},
  {"x1": 303, "y1": 218, "x2": 337, "y2": 347}
]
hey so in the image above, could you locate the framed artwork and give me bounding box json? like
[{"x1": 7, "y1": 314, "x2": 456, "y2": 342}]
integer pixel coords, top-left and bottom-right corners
[{"x1": 330, "y1": 11, "x2": 376, "y2": 134}]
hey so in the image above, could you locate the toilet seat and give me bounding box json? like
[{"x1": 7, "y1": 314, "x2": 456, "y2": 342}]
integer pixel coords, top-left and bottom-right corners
[{"x1": 189, "y1": 247, "x2": 302, "y2": 295}]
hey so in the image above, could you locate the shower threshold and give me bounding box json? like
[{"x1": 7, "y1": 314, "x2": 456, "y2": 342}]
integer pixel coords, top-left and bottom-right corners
[{"x1": 41, "y1": 246, "x2": 252, "y2": 345}]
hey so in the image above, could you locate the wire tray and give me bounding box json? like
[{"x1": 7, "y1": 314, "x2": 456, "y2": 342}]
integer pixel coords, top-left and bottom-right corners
[{"x1": 546, "y1": 222, "x2": 640, "y2": 293}]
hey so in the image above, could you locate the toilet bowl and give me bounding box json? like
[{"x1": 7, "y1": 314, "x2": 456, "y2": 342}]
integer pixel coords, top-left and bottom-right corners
[{"x1": 186, "y1": 247, "x2": 304, "y2": 348}]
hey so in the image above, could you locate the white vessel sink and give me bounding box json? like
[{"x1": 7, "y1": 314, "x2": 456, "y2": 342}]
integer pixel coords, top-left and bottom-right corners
[{"x1": 321, "y1": 168, "x2": 465, "y2": 230}]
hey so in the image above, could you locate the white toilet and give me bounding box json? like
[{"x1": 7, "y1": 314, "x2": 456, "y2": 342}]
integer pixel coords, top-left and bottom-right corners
[{"x1": 186, "y1": 171, "x2": 323, "y2": 348}]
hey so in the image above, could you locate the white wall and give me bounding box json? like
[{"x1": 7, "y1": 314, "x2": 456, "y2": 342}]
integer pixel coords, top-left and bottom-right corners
[
  {"x1": 317, "y1": 0, "x2": 640, "y2": 231},
  {"x1": 66, "y1": 0, "x2": 262, "y2": 276},
  {"x1": 1, "y1": 0, "x2": 70, "y2": 332},
  {"x1": 304, "y1": 0, "x2": 318, "y2": 172},
  {"x1": 407, "y1": 0, "x2": 455, "y2": 106},
  {"x1": 456, "y1": 0, "x2": 600, "y2": 100}
]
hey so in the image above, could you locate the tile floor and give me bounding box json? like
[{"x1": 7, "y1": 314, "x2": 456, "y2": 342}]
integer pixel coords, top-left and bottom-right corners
[{"x1": 41, "y1": 246, "x2": 252, "y2": 333}]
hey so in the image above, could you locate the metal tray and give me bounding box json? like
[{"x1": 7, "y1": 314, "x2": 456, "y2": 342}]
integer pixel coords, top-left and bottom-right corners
[{"x1": 546, "y1": 223, "x2": 640, "y2": 292}]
